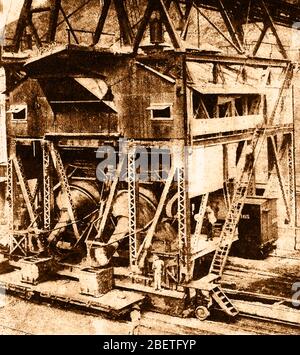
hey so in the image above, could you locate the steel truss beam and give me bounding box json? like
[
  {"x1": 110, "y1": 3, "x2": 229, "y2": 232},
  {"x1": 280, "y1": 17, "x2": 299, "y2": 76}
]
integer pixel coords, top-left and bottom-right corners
[
  {"x1": 287, "y1": 134, "x2": 296, "y2": 227},
  {"x1": 10, "y1": 0, "x2": 300, "y2": 57},
  {"x1": 175, "y1": 142, "x2": 193, "y2": 282},
  {"x1": 177, "y1": 166, "x2": 187, "y2": 277},
  {"x1": 264, "y1": 135, "x2": 288, "y2": 195},
  {"x1": 260, "y1": 0, "x2": 288, "y2": 59},
  {"x1": 50, "y1": 143, "x2": 80, "y2": 240},
  {"x1": 7, "y1": 159, "x2": 14, "y2": 232},
  {"x1": 128, "y1": 146, "x2": 138, "y2": 270},
  {"x1": 95, "y1": 154, "x2": 126, "y2": 240},
  {"x1": 42, "y1": 142, "x2": 51, "y2": 231},
  {"x1": 185, "y1": 54, "x2": 289, "y2": 68},
  {"x1": 12, "y1": 156, "x2": 38, "y2": 228},
  {"x1": 13, "y1": 0, "x2": 34, "y2": 52},
  {"x1": 93, "y1": 0, "x2": 133, "y2": 46},
  {"x1": 264, "y1": 133, "x2": 296, "y2": 227},
  {"x1": 47, "y1": 0, "x2": 62, "y2": 42},
  {"x1": 217, "y1": 0, "x2": 245, "y2": 53},
  {"x1": 192, "y1": 5, "x2": 243, "y2": 54},
  {"x1": 270, "y1": 136, "x2": 291, "y2": 222},
  {"x1": 137, "y1": 163, "x2": 176, "y2": 270}
]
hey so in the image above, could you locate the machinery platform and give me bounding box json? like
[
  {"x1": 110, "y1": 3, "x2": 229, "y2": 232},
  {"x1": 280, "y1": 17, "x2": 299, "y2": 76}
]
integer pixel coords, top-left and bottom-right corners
[
  {"x1": 0, "y1": 268, "x2": 145, "y2": 317},
  {"x1": 186, "y1": 274, "x2": 220, "y2": 291}
]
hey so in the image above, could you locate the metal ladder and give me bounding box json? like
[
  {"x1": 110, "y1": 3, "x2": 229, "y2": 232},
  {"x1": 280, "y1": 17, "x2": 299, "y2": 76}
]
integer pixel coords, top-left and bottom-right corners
[
  {"x1": 209, "y1": 129, "x2": 261, "y2": 277},
  {"x1": 209, "y1": 62, "x2": 294, "y2": 279},
  {"x1": 191, "y1": 63, "x2": 293, "y2": 318},
  {"x1": 211, "y1": 285, "x2": 239, "y2": 317}
]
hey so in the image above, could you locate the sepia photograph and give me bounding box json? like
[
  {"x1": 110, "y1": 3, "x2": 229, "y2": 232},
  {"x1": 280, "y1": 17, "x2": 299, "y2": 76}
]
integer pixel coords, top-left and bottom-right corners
[{"x1": 1, "y1": 0, "x2": 300, "y2": 341}]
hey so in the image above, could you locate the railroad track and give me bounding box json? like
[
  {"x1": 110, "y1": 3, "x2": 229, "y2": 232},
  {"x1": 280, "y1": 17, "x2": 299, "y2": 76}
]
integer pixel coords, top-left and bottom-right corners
[
  {"x1": 0, "y1": 292, "x2": 299, "y2": 335},
  {"x1": 139, "y1": 309, "x2": 300, "y2": 335}
]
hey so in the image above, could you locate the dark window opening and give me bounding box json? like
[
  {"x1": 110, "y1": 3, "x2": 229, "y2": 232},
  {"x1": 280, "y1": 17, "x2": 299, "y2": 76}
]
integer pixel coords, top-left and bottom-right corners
[
  {"x1": 9, "y1": 105, "x2": 27, "y2": 121},
  {"x1": 13, "y1": 109, "x2": 26, "y2": 120},
  {"x1": 219, "y1": 103, "x2": 229, "y2": 117},
  {"x1": 148, "y1": 104, "x2": 172, "y2": 120},
  {"x1": 201, "y1": 95, "x2": 217, "y2": 118},
  {"x1": 235, "y1": 98, "x2": 243, "y2": 116},
  {"x1": 152, "y1": 107, "x2": 171, "y2": 119}
]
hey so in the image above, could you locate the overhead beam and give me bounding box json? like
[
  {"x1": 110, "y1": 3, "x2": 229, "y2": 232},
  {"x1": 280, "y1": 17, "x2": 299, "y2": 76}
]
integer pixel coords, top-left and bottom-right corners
[
  {"x1": 193, "y1": 5, "x2": 245, "y2": 54},
  {"x1": 113, "y1": 0, "x2": 134, "y2": 45},
  {"x1": 217, "y1": 0, "x2": 245, "y2": 54},
  {"x1": 260, "y1": 0, "x2": 288, "y2": 59},
  {"x1": 185, "y1": 54, "x2": 289, "y2": 67},
  {"x1": 252, "y1": 24, "x2": 269, "y2": 57},
  {"x1": 181, "y1": 0, "x2": 194, "y2": 40},
  {"x1": 93, "y1": 0, "x2": 111, "y2": 45},
  {"x1": 47, "y1": 0, "x2": 61, "y2": 43},
  {"x1": 13, "y1": 0, "x2": 33, "y2": 52},
  {"x1": 59, "y1": 4, "x2": 79, "y2": 44}
]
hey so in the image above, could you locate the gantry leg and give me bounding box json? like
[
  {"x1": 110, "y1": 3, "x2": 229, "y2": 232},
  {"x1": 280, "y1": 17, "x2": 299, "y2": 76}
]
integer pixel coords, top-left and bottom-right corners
[
  {"x1": 176, "y1": 143, "x2": 193, "y2": 282},
  {"x1": 42, "y1": 141, "x2": 51, "y2": 231},
  {"x1": 7, "y1": 158, "x2": 15, "y2": 253},
  {"x1": 287, "y1": 133, "x2": 297, "y2": 249},
  {"x1": 128, "y1": 146, "x2": 138, "y2": 271}
]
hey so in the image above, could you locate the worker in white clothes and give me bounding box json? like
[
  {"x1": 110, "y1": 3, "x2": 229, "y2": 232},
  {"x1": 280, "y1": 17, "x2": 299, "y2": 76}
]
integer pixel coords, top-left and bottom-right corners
[
  {"x1": 152, "y1": 254, "x2": 164, "y2": 291},
  {"x1": 129, "y1": 304, "x2": 141, "y2": 335},
  {"x1": 244, "y1": 144, "x2": 254, "y2": 171}
]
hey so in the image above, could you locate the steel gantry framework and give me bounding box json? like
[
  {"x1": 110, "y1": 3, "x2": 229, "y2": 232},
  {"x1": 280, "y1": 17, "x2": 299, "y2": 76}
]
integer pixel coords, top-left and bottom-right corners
[{"x1": 8, "y1": 0, "x2": 300, "y2": 55}]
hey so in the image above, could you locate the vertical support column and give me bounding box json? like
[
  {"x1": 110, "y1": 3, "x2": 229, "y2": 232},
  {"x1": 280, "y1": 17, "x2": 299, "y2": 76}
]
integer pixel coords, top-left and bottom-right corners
[
  {"x1": 177, "y1": 165, "x2": 186, "y2": 271},
  {"x1": 7, "y1": 138, "x2": 16, "y2": 254},
  {"x1": 7, "y1": 158, "x2": 14, "y2": 234},
  {"x1": 287, "y1": 134, "x2": 296, "y2": 229},
  {"x1": 128, "y1": 145, "x2": 138, "y2": 271},
  {"x1": 175, "y1": 142, "x2": 192, "y2": 282},
  {"x1": 42, "y1": 141, "x2": 51, "y2": 231}
]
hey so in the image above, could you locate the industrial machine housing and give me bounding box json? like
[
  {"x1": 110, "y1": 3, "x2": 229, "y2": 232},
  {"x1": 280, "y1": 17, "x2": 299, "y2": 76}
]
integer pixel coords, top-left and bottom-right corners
[{"x1": 0, "y1": 0, "x2": 299, "y2": 320}]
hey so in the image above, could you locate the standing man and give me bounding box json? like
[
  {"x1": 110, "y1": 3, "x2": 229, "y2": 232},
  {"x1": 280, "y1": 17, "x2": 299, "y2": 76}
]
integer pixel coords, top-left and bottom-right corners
[
  {"x1": 205, "y1": 205, "x2": 217, "y2": 241},
  {"x1": 129, "y1": 304, "x2": 141, "y2": 335},
  {"x1": 152, "y1": 254, "x2": 164, "y2": 291}
]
